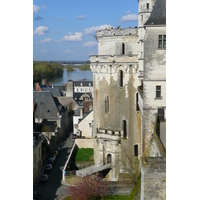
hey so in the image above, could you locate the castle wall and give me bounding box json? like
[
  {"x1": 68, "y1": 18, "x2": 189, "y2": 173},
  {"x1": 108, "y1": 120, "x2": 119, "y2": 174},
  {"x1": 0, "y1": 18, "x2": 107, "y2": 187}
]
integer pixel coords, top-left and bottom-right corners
[
  {"x1": 142, "y1": 26, "x2": 166, "y2": 157},
  {"x1": 141, "y1": 157, "x2": 166, "y2": 200},
  {"x1": 90, "y1": 29, "x2": 141, "y2": 181}
]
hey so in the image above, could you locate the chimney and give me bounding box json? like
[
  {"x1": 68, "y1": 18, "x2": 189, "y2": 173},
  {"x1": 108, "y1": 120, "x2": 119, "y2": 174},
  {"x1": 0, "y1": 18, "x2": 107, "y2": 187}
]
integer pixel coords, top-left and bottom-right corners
[
  {"x1": 80, "y1": 108, "x2": 83, "y2": 118},
  {"x1": 49, "y1": 82, "x2": 52, "y2": 87},
  {"x1": 35, "y1": 82, "x2": 39, "y2": 91}
]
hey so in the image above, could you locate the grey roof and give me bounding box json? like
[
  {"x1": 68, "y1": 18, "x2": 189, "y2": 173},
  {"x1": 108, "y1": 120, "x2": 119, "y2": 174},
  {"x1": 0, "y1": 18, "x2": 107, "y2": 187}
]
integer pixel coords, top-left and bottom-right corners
[
  {"x1": 33, "y1": 91, "x2": 65, "y2": 119},
  {"x1": 145, "y1": 0, "x2": 166, "y2": 26},
  {"x1": 74, "y1": 80, "x2": 93, "y2": 86},
  {"x1": 42, "y1": 87, "x2": 62, "y2": 97}
]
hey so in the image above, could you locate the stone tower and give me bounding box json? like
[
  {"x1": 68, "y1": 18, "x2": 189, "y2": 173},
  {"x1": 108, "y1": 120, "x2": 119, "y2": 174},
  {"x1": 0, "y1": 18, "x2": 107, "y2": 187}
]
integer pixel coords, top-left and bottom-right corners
[
  {"x1": 137, "y1": 0, "x2": 156, "y2": 84},
  {"x1": 90, "y1": 27, "x2": 141, "y2": 181}
]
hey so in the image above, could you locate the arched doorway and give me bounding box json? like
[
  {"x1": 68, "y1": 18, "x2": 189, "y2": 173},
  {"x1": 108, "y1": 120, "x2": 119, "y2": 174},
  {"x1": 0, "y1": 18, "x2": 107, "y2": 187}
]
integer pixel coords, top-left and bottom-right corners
[{"x1": 107, "y1": 154, "x2": 112, "y2": 164}]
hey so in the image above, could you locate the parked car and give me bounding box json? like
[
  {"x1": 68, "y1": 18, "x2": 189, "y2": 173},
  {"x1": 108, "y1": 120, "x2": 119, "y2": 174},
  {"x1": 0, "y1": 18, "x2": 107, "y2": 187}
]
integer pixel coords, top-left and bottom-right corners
[
  {"x1": 48, "y1": 156, "x2": 56, "y2": 165},
  {"x1": 72, "y1": 134, "x2": 77, "y2": 139},
  {"x1": 54, "y1": 147, "x2": 60, "y2": 152},
  {"x1": 45, "y1": 164, "x2": 52, "y2": 172},
  {"x1": 53, "y1": 150, "x2": 59, "y2": 157},
  {"x1": 40, "y1": 174, "x2": 48, "y2": 182}
]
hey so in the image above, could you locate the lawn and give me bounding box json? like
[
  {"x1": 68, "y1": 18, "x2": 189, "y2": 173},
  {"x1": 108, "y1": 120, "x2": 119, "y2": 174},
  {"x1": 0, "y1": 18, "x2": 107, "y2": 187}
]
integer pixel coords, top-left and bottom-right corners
[{"x1": 75, "y1": 148, "x2": 94, "y2": 162}]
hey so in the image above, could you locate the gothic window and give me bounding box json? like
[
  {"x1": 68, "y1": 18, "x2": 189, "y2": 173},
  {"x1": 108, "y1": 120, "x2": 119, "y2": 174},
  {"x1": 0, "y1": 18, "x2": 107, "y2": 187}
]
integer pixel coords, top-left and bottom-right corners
[
  {"x1": 123, "y1": 120, "x2": 127, "y2": 138},
  {"x1": 120, "y1": 70, "x2": 123, "y2": 87},
  {"x1": 105, "y1": 95, "x2": 109, "y2": 113},
  {"x1": 147, "y1": 3, "x2": 149, "y2": 9},
  {"x1": 122, "y1": 43, "x2": 125, "y2": 55},
  {"x1": 156, "y1": 85, "x2": 161, "y2": 98},
  {"x1": 107, "y1": 154, "x2": 112, "y2": 164},
  {"x1": 134, "y1": 145, "x2": 138, "y2": 156},
  {"x1": 158, "y1": 35, "x2": 166, "y2": 49}
]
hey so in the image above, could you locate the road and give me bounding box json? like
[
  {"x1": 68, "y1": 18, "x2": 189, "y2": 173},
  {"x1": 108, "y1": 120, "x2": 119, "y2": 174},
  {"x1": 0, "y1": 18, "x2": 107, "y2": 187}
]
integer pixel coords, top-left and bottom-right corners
[{"x1": 34, "y1": 127, "x2": 74, "y2": 200}]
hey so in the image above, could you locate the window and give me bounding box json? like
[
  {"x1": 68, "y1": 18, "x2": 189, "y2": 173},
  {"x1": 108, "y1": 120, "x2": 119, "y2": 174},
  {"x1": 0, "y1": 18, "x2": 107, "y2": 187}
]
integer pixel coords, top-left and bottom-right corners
[
  {"x1": 136, "y1": 93, "x2": 139, "y2": 111},
  {"x1": 120, "y1": 70, "x2": 123, "y2": 87},
  {"x1": 123, "y1": 120, "x2": 127, "y2": 138},
  {"x1": 147, "y1": 3, "x2": 149, "y2": 9},
  {"x1": 158, "y1": 35, "x2": 166, "y2": 49},
  {"x1": 141, "y1": 15, "x2": 143, "y2": 21},
  {"x1": 122, "y1": 43, "x2": 125, "y2": 55},
  {"x1": 156, "y1": 86, "x2": 161, "y2": 98},
  {"x1": 134, "y1": 145, "x2": 138, "y2": 156},
  {"x1": 105, "y1": 95, "x2": 109, "y2": 113}
]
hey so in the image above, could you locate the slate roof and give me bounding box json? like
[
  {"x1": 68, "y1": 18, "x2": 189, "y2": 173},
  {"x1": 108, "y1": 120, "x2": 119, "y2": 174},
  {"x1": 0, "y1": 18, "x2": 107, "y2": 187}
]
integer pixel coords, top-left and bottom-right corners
[
  {"x1": 42, "y1": 87, "x2": 62, "y2": 97},
  {"x1": 74, "y1": 80, "x2": 93, "y2": 86},
  {"x1": 33, "y1": 91, "x2": 66, "y2": 119},
  {"x1": 145, "y1": 0, "x2": 166, "y2": 26}
]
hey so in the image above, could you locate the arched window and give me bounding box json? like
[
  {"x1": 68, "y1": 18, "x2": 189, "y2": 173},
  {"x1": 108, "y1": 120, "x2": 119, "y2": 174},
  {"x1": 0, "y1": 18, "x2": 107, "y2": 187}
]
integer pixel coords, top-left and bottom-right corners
[
  {"x1": 136, "y1": 93, "x2": 139, "y2": 111},
  {"x1": 120, "y1": 70, "x2": 123, "y2": 87},
  {"x1": 134, "y1": 144, "x2": 138, "y2": 156},
  {"x1": 107, "y1": 154, "x2": 112, "y2": 164},
  {"x1": 122, "y1": 43, "x2": 125, "y2": 55},
  {"x1": 105, "y1": 95, "x2": 109, "y2": 113},
  {"x1": 123, "y1": 120, "x2": 127, "y2": 138}
]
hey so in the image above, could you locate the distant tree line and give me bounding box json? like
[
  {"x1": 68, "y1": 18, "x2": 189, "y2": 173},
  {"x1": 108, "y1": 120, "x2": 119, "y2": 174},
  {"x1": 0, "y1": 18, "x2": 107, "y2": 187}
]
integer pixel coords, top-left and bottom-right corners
[
  {"x1": 64, "y1": 64, "x2": 91, "y2": 72},
  {"x1": 33, "y1": 61, "x2": 63, "y2": 83}
]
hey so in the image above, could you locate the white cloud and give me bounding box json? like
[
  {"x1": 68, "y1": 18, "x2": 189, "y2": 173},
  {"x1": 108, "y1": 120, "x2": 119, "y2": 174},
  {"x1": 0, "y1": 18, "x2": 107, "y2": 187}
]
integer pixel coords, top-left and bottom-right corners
[
  {"x1": 41, "y1": 5, "x2": 48, "y2": 9},
  {"x1": 63, "y1": 32, "x2": 83, "y2": 41},
  {"x1": 40, "y1": 38, "x2": 52, "y2": 43},
  {"x1": 33, "y1": 26, "x2": 48, "y2": 36},
  {"x1": 65, "y1": 50, "x2": 72, "y2": 54},
  {"x1": 33, "y1": 4, "x2": 40, "y2": 13},
  {"x1": 120, "y1": 13, "x2": 138, "y2": 22},
  {"x1": 84, "y1": 24, "x2": 113, "y2": 35},
  {"x1": 76, "y1": 15, "x2": 87, "y2": 20},
  {"x1": 41, "y1": 49, "x2": 47, "y2": 52},
  {"x1": 83, "y1": 41, "x2": 97, "y2": 47}
]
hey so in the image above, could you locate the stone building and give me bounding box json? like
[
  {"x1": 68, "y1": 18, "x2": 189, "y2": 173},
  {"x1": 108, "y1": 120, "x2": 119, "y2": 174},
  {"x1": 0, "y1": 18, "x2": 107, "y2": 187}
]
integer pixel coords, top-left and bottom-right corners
[
  {"x1": 90, "y1": 0, "x2": 166, "y2": 198},
  {"x1": 90, "y1": 26, "x2": 141, "y2": 181}
]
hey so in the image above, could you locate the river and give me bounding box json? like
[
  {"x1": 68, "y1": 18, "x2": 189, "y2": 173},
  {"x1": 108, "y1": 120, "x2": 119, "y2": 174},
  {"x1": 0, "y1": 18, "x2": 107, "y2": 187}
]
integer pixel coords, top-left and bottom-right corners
[{"x1": 52, "y1": 67, "x2": 93, "y2": 86}]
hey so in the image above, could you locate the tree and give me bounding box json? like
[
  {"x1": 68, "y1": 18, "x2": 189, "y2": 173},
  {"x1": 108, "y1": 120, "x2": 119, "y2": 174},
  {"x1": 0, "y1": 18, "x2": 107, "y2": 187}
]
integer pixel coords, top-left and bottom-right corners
[{"x1": 69, "y1": 175, "x2": 110, "y2": 200}]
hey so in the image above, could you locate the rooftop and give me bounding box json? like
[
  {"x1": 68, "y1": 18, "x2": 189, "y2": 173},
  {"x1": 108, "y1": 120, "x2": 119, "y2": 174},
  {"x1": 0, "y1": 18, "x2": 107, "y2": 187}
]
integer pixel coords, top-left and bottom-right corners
[
  {"x1": 96, "y1": 27, "x2": 138, "y2": 38},
  {"x1": 145, "y1": 0, "x2": 166, "y2": 26}
]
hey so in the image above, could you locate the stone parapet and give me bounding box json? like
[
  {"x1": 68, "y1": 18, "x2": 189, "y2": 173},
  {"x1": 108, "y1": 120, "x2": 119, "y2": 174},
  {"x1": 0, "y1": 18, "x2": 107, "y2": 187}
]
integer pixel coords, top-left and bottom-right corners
[
  {"x1": 90, "y1": 55, "x2": 138, "y2": 63},
  {"x1": 97, "y1": 129, "x2": 121, "y2": 141},
  {"x1": 96, "y1": 28, "x2": 138, "y2": 38}
]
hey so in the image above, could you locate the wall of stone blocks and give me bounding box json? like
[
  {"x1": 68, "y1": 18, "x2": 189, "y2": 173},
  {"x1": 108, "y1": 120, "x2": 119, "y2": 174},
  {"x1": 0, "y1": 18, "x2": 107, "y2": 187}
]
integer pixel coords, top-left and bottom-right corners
[
  {"x1": 75, "y1": 138, "x2": 95, "y2": 149},
  {"x1": 141, "y1": 158, "x2": 166, "y2": 200}
]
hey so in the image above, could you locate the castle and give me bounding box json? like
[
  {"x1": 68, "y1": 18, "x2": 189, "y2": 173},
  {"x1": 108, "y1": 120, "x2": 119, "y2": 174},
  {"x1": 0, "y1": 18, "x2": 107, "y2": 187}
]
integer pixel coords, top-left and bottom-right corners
[{"x1": 90, "y1": 0, "x2": 166, "y2": 199}]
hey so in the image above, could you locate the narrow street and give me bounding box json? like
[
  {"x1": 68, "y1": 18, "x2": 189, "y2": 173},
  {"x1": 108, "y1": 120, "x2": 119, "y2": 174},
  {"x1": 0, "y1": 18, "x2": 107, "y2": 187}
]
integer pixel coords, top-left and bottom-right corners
[{"x1": 34, "y1": 125, "x2": 74, "y2": 200}]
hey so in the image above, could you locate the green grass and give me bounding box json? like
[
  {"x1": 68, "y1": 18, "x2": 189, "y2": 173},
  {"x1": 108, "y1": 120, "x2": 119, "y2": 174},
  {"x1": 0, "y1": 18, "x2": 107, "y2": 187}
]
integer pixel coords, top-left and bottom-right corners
[{"x1": 75, "y1": 148, "x2": 94, "y2": 162}]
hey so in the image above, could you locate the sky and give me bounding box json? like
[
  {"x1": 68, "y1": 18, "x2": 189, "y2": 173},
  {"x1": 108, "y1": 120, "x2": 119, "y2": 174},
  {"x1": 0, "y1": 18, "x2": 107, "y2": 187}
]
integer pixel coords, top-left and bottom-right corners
[{"x1": 33, "y1": 0, "x2": 139, "y2": 61}]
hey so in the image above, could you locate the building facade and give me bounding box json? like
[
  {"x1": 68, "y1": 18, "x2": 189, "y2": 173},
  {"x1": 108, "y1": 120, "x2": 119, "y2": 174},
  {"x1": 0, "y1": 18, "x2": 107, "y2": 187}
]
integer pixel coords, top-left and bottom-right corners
[{"x1": 90, "y1": 0, "x2": 166, "y2": 198}]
